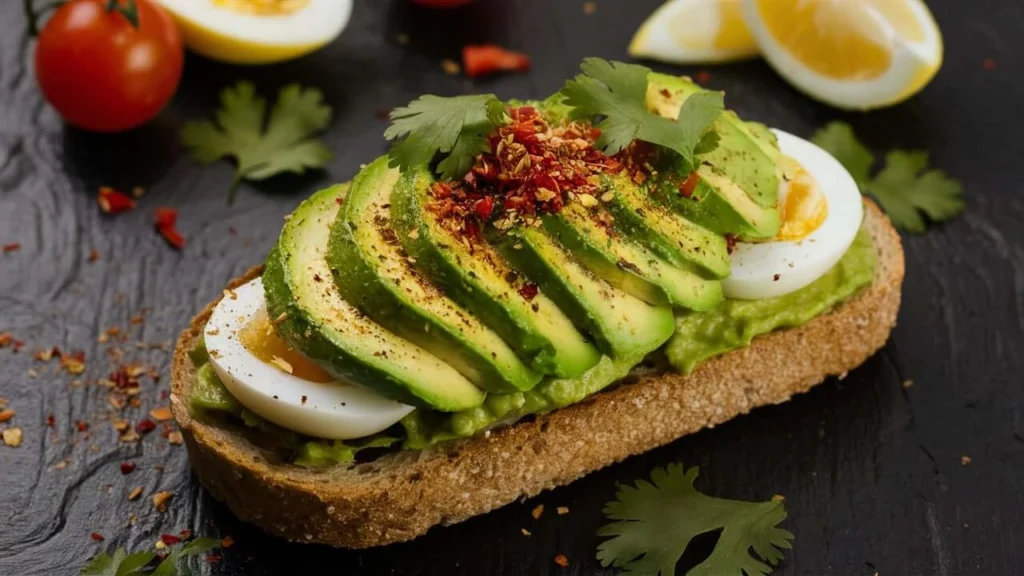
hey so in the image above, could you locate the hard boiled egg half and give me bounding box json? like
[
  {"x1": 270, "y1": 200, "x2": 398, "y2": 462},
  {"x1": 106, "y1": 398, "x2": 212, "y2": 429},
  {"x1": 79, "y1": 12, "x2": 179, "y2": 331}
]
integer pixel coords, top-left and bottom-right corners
[
  {"x1": 159, "y1": 0, "x2": 352, "y2": 65},
  {"x1": 722, "y1": 129, "x2": 863, "y2": 300},
  {"x1": 204, "y1": 277, "x2": 413, "y2": 439}
]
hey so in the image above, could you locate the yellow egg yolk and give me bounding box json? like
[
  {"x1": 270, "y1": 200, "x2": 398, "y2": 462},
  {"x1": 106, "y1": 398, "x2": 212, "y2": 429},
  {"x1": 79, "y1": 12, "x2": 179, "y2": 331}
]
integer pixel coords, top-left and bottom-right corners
[
  {"x1": 776, "y1": 157, "x2": 828, "y2": 241},
  {"x1": 213, "y1": 0, "x2": 309, "y2": 16},
  {"x1": 240, "y1": 306, "x2": 333, "y2": 382}
]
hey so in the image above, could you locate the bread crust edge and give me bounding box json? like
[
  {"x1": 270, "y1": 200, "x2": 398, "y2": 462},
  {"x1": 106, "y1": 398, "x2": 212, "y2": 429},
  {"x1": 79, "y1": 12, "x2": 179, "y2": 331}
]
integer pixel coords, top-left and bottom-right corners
[{"x1": 170, "y1": 200, "x2": 904, "y2": 548}]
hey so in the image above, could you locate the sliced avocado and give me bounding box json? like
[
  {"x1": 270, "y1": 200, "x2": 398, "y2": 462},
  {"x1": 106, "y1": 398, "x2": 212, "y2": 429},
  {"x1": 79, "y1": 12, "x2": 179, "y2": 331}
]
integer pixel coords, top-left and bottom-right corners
[
  {"x1": 263, "y1": 183, "x2": 485, "y2": 411},
  {"x1": 543, "y1": 201, "x2": 723, "y2": 311},
  {"x1": 646, "y1": 73, "x2": 781, "y2": 240},
  {"x1": 600, "y1": 173, "x2": 731, "y2": 279},
  {"x1": 328, "y1": 158, "x2": 541, "y2": 394},
  {"x1": 496, "y1": 226, "x2": 675, "y2": 358},
  {"x1": 391, "y1": 166, "x2": 601, "y2": 378}
]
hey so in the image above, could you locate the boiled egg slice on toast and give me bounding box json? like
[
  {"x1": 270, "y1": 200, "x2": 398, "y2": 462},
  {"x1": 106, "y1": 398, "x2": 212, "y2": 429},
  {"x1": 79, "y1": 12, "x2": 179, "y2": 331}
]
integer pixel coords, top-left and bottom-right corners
[
  {"x1": 722, "y1": 129, "x2": 863, "y2": 300},
  {"x1": 158, "y1": 0, "x2": 352, "y2": 65},
  {"x1": 204, "y1": 277, "x2": 413, "y2": 439}
]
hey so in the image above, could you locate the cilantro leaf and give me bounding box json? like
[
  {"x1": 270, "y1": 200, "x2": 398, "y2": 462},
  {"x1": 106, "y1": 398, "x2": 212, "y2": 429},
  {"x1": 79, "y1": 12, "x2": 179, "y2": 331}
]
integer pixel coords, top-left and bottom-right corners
[
  {"x1": 810, "y1": 121, "x2": 874, "y2": 188},
  {"x1": 867, "y1": 150, "x2": 965, "y2": 233},
  {"x1": 181, "y1": 82, "x2": 333, "y2": 203},
  {"x1": 151, "y1": 538, "x2": 223, "y2": 576},
  {"x1": 384, "y1": 94, "x2": 506, "y2": 180},
  {"x1": 811, "y1": 121, "x2": 964, "y2": 232},
  {"x1": 80, "y1": 547, "x2": 156, "y2": 576},
  {"x1": 560, "y1": 58, "x2": 723, "y2": 171},
  {"x1": 596, "y1": 463, "x2": 793, "y2": 576}
]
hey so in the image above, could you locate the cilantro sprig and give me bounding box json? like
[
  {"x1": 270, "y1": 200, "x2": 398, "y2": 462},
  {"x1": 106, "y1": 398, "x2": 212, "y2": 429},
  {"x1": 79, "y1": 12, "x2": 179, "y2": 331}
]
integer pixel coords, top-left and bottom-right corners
[
  {"x1": 181, "y1": 82, "x2": 333, "y2": 204},
  {"x1": 384, "y1": 94, "x2": 507, "y2": 180},
  {"x1": 812, "y1": 121, "x2": 964, "y2": 233},
  {"x1": 560, "y1": 58, "x2": 723, "y2": 172},
  {"x1": 81, "y1": 538, "x2": 222, "y2": 576},
  {"x1": 597, "y1": 463, "x2": 793, "y2": 576}
]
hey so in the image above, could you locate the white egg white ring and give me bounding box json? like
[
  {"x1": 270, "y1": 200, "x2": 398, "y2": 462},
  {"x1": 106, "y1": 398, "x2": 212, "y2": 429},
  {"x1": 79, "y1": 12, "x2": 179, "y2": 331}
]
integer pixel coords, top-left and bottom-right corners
[
  {"x1": 160, "y1": 0, "x2": 352, "y2": 47},
  {"x1": 722, "y1": 129, "x2": 863, "y2": 300},
  {"x1": 205, "y1": 277, "x2": 413, "y2": 440}
]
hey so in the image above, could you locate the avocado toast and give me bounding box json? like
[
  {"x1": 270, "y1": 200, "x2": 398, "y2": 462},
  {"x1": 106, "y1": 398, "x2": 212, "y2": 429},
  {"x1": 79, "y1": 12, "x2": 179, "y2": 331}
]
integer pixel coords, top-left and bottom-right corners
[{"x1": 171, "y1": 59, "x2": 904, "y2": 548}]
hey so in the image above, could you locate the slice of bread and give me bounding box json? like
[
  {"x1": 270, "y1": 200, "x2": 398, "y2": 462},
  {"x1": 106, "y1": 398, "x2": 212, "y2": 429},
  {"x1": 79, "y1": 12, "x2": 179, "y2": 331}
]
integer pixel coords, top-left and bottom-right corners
[{"x1": 170, "y1": 200, "x2": 903, "y2": 549}]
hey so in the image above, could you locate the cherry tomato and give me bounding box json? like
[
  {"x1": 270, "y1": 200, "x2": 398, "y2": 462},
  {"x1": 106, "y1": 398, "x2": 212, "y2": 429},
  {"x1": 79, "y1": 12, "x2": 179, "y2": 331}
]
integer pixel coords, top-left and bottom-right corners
[{"x1": 34, "y1": 0, "x2": 184, "y2": 133}]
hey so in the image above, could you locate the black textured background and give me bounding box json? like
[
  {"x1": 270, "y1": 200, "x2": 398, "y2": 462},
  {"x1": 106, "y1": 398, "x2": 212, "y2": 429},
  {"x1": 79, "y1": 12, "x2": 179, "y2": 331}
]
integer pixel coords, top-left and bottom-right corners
[{"x1": 1, "y1": 1, "x2": 1022, "y2": 574}]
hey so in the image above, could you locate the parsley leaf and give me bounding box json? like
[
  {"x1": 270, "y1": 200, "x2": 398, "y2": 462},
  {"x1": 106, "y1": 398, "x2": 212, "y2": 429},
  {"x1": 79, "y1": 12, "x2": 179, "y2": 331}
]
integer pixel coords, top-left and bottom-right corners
[
  {"x1": 80, "y1": 547, "x2": 155, "y2": 576},
  {"x1": 811, "y1": 121, "x2": 964, "y2": 233},
  {"x1": 810, "y1": 121, "x2": 874, "y2": 188},
  {"x1": 181, "y1": 82, "x2": 333, "y2": 203},
  {"x1": 151, "y1": 538, "x2": 223, "y2": 576},
  {"x1": 596, "y1": 463, "x2": 793, "y2": 576},
  {"x1": 560, "y1": 58, "x2": 723, "y2": 171},
  {"x1": 384, "y1": 94, "x2": 506, "y2": 180}
]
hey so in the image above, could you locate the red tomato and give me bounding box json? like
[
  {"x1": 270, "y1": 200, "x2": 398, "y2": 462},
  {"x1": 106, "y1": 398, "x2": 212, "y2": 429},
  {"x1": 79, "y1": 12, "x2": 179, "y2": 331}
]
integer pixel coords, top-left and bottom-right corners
[{"x1": 34, "y1": 0, "x2": 184, "y2": 133}]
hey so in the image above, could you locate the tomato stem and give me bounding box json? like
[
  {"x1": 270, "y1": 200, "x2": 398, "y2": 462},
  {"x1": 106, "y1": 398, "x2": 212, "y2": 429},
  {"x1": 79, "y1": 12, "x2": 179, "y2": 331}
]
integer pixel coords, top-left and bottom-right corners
[{"x1": 105, "y1": 0, "x2": 139, "y2": 28}]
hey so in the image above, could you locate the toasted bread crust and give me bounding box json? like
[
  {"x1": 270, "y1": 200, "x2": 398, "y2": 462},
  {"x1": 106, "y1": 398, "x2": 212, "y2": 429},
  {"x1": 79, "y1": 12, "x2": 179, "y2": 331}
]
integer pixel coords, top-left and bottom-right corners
[{"x1": 170, "y1": 201, "x2": 903, "y2": 548}]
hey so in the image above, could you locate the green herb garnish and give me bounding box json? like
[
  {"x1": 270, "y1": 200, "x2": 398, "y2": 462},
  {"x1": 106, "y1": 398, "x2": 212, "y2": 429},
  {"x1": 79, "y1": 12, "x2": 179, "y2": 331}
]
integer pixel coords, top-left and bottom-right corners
[
  {"x1": 181, "y1": 82, "x2": 333, "y2": 204},
  {"x1": 384, "y1": 94, "x2": 507, "y2": 180},
  {"x1": 560, "y1": 58, "x2": 723, "y2": 171},
  {"x1": 81, "y1": 538, "x2": 222, "y2": 576},
  {"x1": 812, "y1": 121, "x2": 964, "y2": 233},
  {"x1": 597, "y1": 463, "x2": 793, "y2": 576}
]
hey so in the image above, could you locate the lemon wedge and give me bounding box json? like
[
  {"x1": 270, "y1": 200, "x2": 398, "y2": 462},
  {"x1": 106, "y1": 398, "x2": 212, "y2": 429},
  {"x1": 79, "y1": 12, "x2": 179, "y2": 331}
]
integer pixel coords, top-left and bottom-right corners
[
  {"x1": 629, "y1": 0, "x2": 759, "y2": 64},
  {"x1": 743, "y1": 0, "x2": 943, "y2": 110}
]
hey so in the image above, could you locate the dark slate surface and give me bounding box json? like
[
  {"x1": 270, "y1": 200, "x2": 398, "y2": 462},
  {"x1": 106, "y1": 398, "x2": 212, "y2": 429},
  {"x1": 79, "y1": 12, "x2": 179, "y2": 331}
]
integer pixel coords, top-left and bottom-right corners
[{"x1": 1, "y1": 0, "x2": 1022, "y2": 574}]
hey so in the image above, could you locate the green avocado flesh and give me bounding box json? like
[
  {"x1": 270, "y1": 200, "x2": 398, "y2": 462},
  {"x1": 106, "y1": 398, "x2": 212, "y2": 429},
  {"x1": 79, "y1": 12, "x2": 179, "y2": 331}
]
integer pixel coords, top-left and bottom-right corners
[
  {"x1": 328, "y1": 157, "x2": 541, "y2": 394},
  {"x1": 543, "y1": 202, "x2": 722, "y2": 310},
  {"x1": 496, "y1": 226, "x2": 676, "y2": 359},
  {"x1": 666, "y1": 225, "x2": 877, "y2": 373},
  {"x1": 646, "y1": 73, "x2": 782, "y2": 240},
  {"x1": 391, "y1": 166, "x2": 601, "y2": 378},
  {"x1": 263, "y1": 183, "x2": 485, "y2": 411}
]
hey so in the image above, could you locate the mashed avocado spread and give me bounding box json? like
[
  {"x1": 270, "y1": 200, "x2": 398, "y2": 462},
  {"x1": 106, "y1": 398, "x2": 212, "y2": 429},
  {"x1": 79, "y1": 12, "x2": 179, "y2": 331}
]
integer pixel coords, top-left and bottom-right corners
[{"x1": 187, "y1": 223, "x2": 875, "y2": 465}]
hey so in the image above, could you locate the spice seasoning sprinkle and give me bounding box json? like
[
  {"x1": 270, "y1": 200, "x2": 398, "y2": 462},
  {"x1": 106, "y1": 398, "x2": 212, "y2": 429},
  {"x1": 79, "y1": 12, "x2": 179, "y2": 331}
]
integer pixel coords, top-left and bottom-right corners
[
  {"x1": 152, "y1": 490, "x2": 173, "y2": 512},
  {"x1": 2, "y1": 242, "x2": 21, "y2": 253},
  {"x1": 554, "y1": 554, "x2": 569, "y2": 568}
]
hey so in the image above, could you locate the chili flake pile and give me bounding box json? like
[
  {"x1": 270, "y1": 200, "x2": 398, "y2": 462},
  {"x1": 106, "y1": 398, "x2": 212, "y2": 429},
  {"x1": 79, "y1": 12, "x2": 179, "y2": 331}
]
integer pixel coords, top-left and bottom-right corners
[{"x1": 427, "y1": 106, "x2": 623, "y2": 240}]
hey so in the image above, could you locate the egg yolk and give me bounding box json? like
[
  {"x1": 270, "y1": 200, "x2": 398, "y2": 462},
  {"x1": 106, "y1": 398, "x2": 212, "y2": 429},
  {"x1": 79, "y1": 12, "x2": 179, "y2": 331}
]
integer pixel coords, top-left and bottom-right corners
[
  {"x1": 240, "y1": 306, "x2": 333, "y2": 382},
  {"x1": 776, "y1": 157, "x2": 828, "y2": 241},
  {"x1": 213, "y1": 0, "x2": 309, "y2": 16}
]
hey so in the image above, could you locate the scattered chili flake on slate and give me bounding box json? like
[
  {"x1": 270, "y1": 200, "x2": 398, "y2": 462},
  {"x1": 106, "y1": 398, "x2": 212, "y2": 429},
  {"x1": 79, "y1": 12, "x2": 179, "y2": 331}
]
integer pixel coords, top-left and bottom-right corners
[
  {"x1": 222, "y1": 536, "x2": 235, "y2": 548},
  {"x1": 695, "y1": 69, "x2": 712, "y2": 84},
  {"x1": 556, "y1": 506, "x2": 569, "y2": 515},
  {"x1": 136, "y1": 419, "x2": 157, "y2": 435},
  {"x1": 75, "y1": 420, "x2": 89, "y2": 432},
  {"x1": 0, "y1": 409, "x2": 14, "y2": 423},
  {"x1": 554, "y1": 554, "x2": 569, "y2": 568},
  {"x1": 462, "y1": 45, "x2": 531, "y2": 78},
  {"x1": 154, "y1": 207, "x2": 185, "y2": 250},
  {"x1": 46, "y1": 414, "x2": 55, "y2": 427},
  {"x1": 440, "y1": 58, "x2": 461, "y2": 75},
  {"x1": 33, "y1": 348, "x2": 54, "y2": 362},
  {"x1": 206, "y1": 554, "x2": 223, "y2": 564},
  {"x1": 2, "y1": 428, "x2": 23, "y2": 447},
  {"x1": 149, "y1": 406, "x2": 173, "y2": 421},
  {"x1": 521, "y1": 528, "x2": 531, "y2": 536},
  {"x1": 90, "y1": 532, "x2": 105, "y2": 542},
  {"x1": 153, "y1": 491, "x2": 173, "y2": 512},
  {"x1": 120, "y1": 461, "x2": 137, "y2": 475},
  {"x1": 0, "y1": 333, "x2": 11, "y2": 347},
  {"x1": 583, "y1": 1, "x2": 596, "y2": 15},
  {"x1": 88, "y1": 248, "x2": 100, "y2": 262},
  {"x1": 128, "y1": 486, "x2": 143, "y2": 500},
  {"x1": 961, "y1": 455, "x2": 972, "y2": 466},
  {"x1": 531, "y1": 504, "x2": 544, "y2": 519},
  {"x1": 160, "y1": 533, "x2": 181, "y2": 546},
  {"x1": 61, "y1": 353, "x2": 86, "y2": 375},
  {"x1": 97, "y1": 187, "x2": 137, "y2": 215},
  {"x1": 2, "y1": 242, "x2": 21, "y2": 253},
  {"x1": 132, "y1": 186, "x2": 146, "y2": 198},
  {"x1": 983, "y1": 58, "x2": 996, "y2": 70}
]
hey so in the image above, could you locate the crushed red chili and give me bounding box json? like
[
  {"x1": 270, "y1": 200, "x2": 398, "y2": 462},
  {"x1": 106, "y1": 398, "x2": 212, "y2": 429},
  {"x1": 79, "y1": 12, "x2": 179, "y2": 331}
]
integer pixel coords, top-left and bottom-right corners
[
  {"x1": 2, "y1": 242, "x2": 21, "y2": 253},
  {"x1": 97, "y1": 187, "x2": 137, "y2": 215},
  {"x1": 154, "y1": 207, "x2": 185, "y2": 250},
  {"x1": 136, "y1": 419, "x2": 157, "y2": 434},
  {"x1": 90, "y1": 532, "x2": 105, "y2": 542},
  {"x1": 462, "y1": 45, "x2": 531, "y2": 78},
  {"x1": 120, "y1": 461, "x2": 137, "y2": 474},
  {"x1": 159, "y1": 533, "x2": 181, "y2": 546}
]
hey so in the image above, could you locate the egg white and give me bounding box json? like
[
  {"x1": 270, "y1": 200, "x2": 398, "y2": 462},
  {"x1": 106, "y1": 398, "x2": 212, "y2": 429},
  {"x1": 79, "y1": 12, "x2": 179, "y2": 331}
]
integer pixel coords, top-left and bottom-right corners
[
  {"x1": 722, "y1": 129, "x2": 863, "y2": 300},
  {"x1": 205, "y1": 277, "x2": 413, "y2": 440},
  {"x1": 159, "y1": 0, "x2": 352, "y2": 64}
]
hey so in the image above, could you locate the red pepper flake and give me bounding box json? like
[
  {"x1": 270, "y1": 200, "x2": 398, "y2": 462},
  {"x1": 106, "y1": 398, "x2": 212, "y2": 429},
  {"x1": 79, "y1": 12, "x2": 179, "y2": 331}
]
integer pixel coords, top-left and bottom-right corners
[
  {"x1": 517, "y1": 282, "x2": 539, "y2": 301},
  {"x1": 206, "y1": 554, "x2": 223, "y2": 564},
  {"x1": 74, "y1": 420, "x2": 89, "y2": 432},
  {"x1": 983, "y1": 58, "x2": 996, "y2": 70},
  {"x1": 88, "y1": 249, "x2": 100, "y2": 262},
  {"x1": 474, "y1": 196, "x2": 495, "y2": 220},
  {"x1": 0, "y1": 333, "x2": 11, "y2": 347},
  {"x1": 679, "y1": 171, "x2": 700, "y2": 198},
  {"x1": 46, "y1": 414, "x2": 55, "y2": 427},
  {"x1": 154, "y1": 207, "x2": 185, "y2": 250},
  {"x1": 554, "y1": 554, "x2": 569, "y2": 568},
  {"x1": 725, "y1": 234, "x2": 737, "y2": 255},
  {"x1": 97, "y1": 187, "x2": 137, "y2": 215},
  {"x1": 90, "y1": 532, "x2": 105, "y2": 542},
  {"x1": 773, "y1": 273, "x2": 781, "y2": 282},
  {"x1": 120, "y1": 461, "x2": 137, "y2": 475},
  {"x1": 462, "y1": 45, "x2": 531, "y2": 78},
  {"x1": 160, "y1": 533, "x2": 181, "y2": 546},
  {"x1": 221, "y1": 536, "x2": 235, "y2": 548},
  {"x1": 0, "y1": 409, "x2": 14, "y2": 423},
  {"x1": 695, "y1": 69, "x2": 712, "y2": 84},
  {"x1": 2, "y1": 242, "x2": 21, "y2": 253},
  {"x1": 12, "y1": 340, "x2": 24, "y2": 353},
  {"x1": 136, "y1": 419, "x2": 157, "y2": 435}
]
